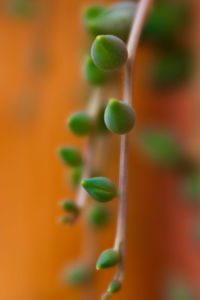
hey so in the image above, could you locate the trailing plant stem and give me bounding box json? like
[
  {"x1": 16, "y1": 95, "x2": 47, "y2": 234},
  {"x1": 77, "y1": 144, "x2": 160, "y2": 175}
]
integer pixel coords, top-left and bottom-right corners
[{"x1": 114, "y1": 0, "x2": 153, "y2": 277}]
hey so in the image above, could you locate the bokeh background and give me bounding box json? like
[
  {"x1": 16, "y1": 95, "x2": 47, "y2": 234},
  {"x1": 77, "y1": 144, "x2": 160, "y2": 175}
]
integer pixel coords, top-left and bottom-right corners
[{"x1": 0, "y1": 0, "x2": 200, "y2": 299}]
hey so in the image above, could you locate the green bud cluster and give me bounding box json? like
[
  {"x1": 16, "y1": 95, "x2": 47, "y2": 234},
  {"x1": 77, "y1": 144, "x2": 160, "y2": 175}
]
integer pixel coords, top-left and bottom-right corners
[
  {"x1": 91, "y1": 35, "x2": 128, "y2": 71},
  {"x1": 96, "y1": 249, "x2": 121, "y2": 270},
  {"x1": 82, "y1": 177, "x2": 118, "y2": 203}
]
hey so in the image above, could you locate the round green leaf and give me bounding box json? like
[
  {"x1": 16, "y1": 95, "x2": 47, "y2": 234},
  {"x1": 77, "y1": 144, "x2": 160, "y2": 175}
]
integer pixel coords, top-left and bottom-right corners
[
  {"x1": 68, "y1": 111, "x2": 92, "y2": 136},
  {"x1": 104, "y1": 99, "x2": 136, "y2": 134},
  {"x1": 84, "y1": 56, "x2": 108, "y2": 85},
  {"x1": 91, "y1": 35, "x2": 128, "y2": 71},
  {"x1": 86, "y1": 204, "x2": 110, "y2": 229},
  {"x1": 60, "y1": 199, "x2": 79, "y2": 214}
]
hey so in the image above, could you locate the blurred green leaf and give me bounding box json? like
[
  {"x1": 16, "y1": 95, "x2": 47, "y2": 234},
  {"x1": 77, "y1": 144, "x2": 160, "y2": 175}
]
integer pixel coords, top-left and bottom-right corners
[{"x1": 138, "y1": 129, "x2": 182, "y2": 166}]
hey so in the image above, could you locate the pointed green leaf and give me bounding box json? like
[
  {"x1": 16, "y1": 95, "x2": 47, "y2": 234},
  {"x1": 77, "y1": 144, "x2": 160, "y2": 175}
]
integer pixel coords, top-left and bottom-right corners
[
  {"x1": 104, "y1": 99, "x2": 136, "y2": 134},
  {"x1": 91, "y1": 35, "x2": 128, "y2": 71},
  {"x1": 108, "y1": 280, "x2": 122, "y2": 293},
  {"x1": 68, "y1": 111, "x2": 92, "y2": 136},
  {"x1": 86, "y1": 204, "x2": 110, "y2": 229},
  {"x1": 96, "y1": 249, "x2": 121, "y2": 269},
  {"x1": 58, "y1": 146, "x2": 82, "y2": 167},
  {"x1": 81, "y1": 177, "x2": 117, "y2": 202},
  {"x1": 60, "y1": 199, "x2": 79, "y2": 214}
]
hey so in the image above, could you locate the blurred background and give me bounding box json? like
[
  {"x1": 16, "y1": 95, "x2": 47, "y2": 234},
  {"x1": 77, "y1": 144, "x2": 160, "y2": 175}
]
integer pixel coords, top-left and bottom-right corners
[{"x1": 0, "y1": 0, "x2": 200, "y2": 299}]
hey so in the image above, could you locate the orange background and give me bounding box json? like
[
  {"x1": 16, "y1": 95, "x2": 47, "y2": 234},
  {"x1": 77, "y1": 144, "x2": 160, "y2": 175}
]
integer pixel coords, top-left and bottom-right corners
[{"x1": 0, "y1": 1, "x2": 199, "y2": 300}]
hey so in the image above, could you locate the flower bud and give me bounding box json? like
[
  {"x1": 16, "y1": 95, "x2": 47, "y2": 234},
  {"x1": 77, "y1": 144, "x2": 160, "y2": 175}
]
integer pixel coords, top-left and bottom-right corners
[
  {"x1": 91, "y1": 35, "x2": 128, "y2": 71},
  {"x1": 86, "y1": 204, "x2": 110, "y2": 229},
  {"x1": 58, "y1": 146, "x2": 82, "y2": 167},
  {"x1": 104, "y1": 99, "x2": 136, "y2": 134},
  {"x1": 63, "y1": 264, "x2": 91, "y2": 286},
  {"x1": 108, "y1": 280, "x2": 122, "y2": 293},
  {"x1": 84, "y1": 56, "x2": 107, "y2": 85},
  {"x1": 81, "y1": 177, "x2": 117, "y2": 202},
  {"x1": 84, "y1": 2, "x2": 137, "y2": 41},
  {"x1": 60, "y1": 199, "x2": 79, "y2": 214},
  {"x1": 68, "y1": 111, "x2": 92, "y2": 136},
  {"x1": 96, "y1": 249, "x2": 120, "y2": 269}
]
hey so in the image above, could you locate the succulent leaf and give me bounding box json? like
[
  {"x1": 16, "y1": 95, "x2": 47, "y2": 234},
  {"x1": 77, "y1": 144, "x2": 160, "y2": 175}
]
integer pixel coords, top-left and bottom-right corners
[
  {"x1": 58, "y1": 146, "x2": 82, "y2": 167},
  {"x1": 68, "y1": 111, "x2": 92, "y2": 136},
  {"x1": 60, "y1": 199, "x2": 79, "y2": 214},
  {"x1": 84, "y1": 2, "x2": 137, "y2": 40},
  {"x1": 70, "y1": 166, "x2": 83, "y2": 188},
  {"x1": 108, "y1": 280, "x2": 122, "y2": 293},
  {"x1": 138, "y1": 130, "x2": 182, "y2": 166},
  {"x1": 91, "y1": 35, "x2": 128, "y2": 71},
  {"x1": 104, "y1": 99, "x2": 136, "y2": 134},
  {"x1": 96, "y1": 249, "x2": 121, "y2": 269},
  {"x1": 63, "y1": 264, "x2": 91, "y2": 286},
  {"x1": 86, "y1": 204, "x2": 110, "y2": 229},
  {"x1": 81, "y1": 177, "x2": 117, "y2": 202},
  {"x1": 84, "y1": 56, "x2": 108, "y2": 85}
]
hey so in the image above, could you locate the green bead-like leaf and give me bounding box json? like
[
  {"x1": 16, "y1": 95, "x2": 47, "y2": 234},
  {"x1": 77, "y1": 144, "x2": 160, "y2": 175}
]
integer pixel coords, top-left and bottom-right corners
[
  {"x1": 142, "y1": 2, "x2": 189, "y2": 43},
  {"x1": 60, "y1": 199, "x2": 79, "y2": 214},
  {"x1": 108, "y1": 280, "x2": 122, "y2": 293},
  {"x1": 166, "y1": 281, "x2": 193, "y2": 300},
  {"x1": 68, "y1": 111, "x2": 92, "y2": 136},
  {"x1": 138, "y1": 130, "x2": 182, "y2": 166},
  {"x1": 63, "y1": 264, "x2": 91, "y2": 287},
  {"x1": 58, "y1": 146, "x2": 82, "y2": 167},
  {"x1": 84, "y1": 56, "x2": 108, "y2": 85},
  {"x1": 57, "y1": 215, "x2": 72, "y2": 225},
  {"x1": 104, "y1": 99, "x2": 136, "y2": 134},
  {"x1": 183, "y1": 172, "x2": 200, "y2": 204},
  {"x1": 96, "y1": 106, "x2": 109, "y2": 135},
  {"x1": 7, "y1": 0, "x2": 36, "y2": 18},
  {"x1": 102, "y1": 292, "x2": 111, "y2": 300},
  {"x1": 86, "y1": 204, "x2": 110, "y2": 229},
  {"x1": 150, "y1": 51, "x2": 193, "y2": 88},
  {"x1": 70, "y1": 166, "x2": 83, "y2": 188},
  {"x1": 84, "y1": 2, "x2": 137, "y2": 41},
  {"x1": 96, "y1": 249, "x2": 120, "y2": 269},
  {"x1": 81, "y1": 177, "x2": 117, "y2": 202},
  {"x1": 91, "y1": 35, "x2": 128, "y2": 71}
]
